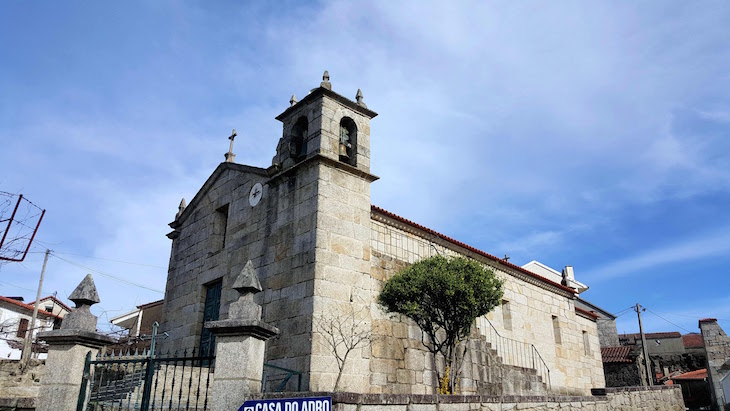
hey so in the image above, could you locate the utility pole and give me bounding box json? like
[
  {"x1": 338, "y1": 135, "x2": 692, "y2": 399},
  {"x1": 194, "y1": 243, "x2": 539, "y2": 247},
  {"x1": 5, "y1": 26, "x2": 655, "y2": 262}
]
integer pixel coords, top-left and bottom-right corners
[
  {"x1": 635, "y1": 303, "x2": 653, "y2": 386},
  {"x1": 20, "y1": 249, "x2": 50, "y2": 369}
]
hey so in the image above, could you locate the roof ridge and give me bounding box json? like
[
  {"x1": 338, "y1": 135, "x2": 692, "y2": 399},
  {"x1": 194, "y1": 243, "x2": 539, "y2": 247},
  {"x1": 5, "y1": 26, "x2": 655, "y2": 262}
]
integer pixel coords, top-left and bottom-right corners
[
  {"x1": 370, "y1": 205, "x2": 577, "y2": 295},
  {"x1": 0, "y1": 295, "x2": 60, "y2": 319}
]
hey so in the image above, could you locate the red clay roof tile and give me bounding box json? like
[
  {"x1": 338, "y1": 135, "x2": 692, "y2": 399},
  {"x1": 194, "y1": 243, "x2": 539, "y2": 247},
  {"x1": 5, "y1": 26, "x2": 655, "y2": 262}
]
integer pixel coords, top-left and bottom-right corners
[
  {"x1": 671, "y1": 369, "x2": 707, "y2": 380},
  {"x1": 601, "y1": 346, "x2": 633, "y2": 363},
  {"x1": 0, "y1": 295, "x2": 60, "y2": 319},
  {"x1": 371, "y1": 205, "x2": 578, "y2": 295},
  {"x1": 682, "y1": 333, "x2": 704, "y2": 349}
]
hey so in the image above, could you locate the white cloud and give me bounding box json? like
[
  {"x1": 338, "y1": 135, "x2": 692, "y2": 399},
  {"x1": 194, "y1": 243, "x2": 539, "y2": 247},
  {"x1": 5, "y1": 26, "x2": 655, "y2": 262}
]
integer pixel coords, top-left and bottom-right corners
[{"x1": 584, "y1": 229, "x2": 730, "y2": 283}]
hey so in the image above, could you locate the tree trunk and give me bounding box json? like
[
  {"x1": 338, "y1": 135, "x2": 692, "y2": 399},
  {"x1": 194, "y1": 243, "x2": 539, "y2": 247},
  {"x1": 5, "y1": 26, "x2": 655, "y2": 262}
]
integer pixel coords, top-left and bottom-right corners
[{"x1": 333, "y1": 351, "x2": 349, "y2": 391}]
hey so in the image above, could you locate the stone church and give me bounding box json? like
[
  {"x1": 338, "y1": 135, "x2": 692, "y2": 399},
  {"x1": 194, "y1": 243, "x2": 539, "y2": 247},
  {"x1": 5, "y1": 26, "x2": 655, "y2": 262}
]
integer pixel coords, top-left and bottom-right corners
[{"x1": 159, "y1": 72, "x2": 605, "y2": 395}]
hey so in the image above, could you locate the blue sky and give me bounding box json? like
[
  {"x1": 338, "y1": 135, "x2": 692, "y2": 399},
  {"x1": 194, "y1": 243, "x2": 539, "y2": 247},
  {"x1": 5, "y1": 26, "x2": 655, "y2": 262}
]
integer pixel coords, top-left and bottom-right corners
[{"x1": 1, "y1": 1, "x2": 729, "y2": 336}]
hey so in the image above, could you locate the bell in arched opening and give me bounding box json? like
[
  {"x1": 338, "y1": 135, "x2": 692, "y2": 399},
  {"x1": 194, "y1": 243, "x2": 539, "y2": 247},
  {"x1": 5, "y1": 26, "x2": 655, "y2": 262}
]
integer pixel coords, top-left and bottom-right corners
[{"x1": 339, "y1": 117, "x2": 357, "y2": 165}]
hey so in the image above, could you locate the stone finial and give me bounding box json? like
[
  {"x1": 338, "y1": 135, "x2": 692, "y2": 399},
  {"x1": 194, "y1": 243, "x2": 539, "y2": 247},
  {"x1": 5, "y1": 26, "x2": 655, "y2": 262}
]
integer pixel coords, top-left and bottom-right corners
[
  {"x1": 320, "y1": 70, "x2": 332, "y2": 90},
  {"x1": 229, "y1": 260, "x2": 263, "y2": 320},
  {"x1": 355, "y1": 89, "x2": 367, "y2": 108},
  {"x1": 232, "y1": 260, "x2": 262, "y2": 294},
  {"x1": 290, "y1": 94, "x2": 298, "y2": 107},
  {"x1": 225, "y1": 129, "x2": 237, "y2": 163},
  {"x1": 69, "y1": 274, "x2": 100, "y2": 306},
  {"x1": 176, "y1": 198, "x2": 187, "y2": 219},
  {"x1": 62, "y1": 274, "x2": 100, "y2": 331}
]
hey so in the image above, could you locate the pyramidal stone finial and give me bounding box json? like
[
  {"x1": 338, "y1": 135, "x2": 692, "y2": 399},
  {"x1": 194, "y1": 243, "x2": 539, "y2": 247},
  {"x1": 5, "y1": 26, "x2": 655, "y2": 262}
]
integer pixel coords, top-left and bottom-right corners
[
  {"x1": 69, "y1": 274, "x2": 100, "y2": 306},
  {"x1": 320, "y1": 70, "x2": 332, "y2": 90},
  {"x1": 290, "y1": 94, "x2": 298, "y2": 107},
  {"x1": 176, "y1": 198, "x2": 187, "y2": 219},
  {"x1": 62, "y1": 274, "x2": 100, "y2": 331},
  {"x1": 355, "y1": 89, "x2": 366, "y2": 108},
  {"x1": 232, "y1": 260, "x2": 262, "y2": 295},
  {"x1": 229, "y1": 260, "x2": 263, "y2": 320}
]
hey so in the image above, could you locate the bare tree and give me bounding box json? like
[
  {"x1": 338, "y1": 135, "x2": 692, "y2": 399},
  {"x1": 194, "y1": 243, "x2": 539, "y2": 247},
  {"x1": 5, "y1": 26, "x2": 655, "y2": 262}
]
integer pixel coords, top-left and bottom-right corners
[{"x1": 313, "y1": 306, "x2": 370, "y2": 391}]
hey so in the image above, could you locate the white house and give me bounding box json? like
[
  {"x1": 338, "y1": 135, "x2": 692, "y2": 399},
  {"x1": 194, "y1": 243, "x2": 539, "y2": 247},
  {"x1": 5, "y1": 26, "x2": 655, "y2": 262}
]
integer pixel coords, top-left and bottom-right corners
[{"x1": 0, "y1": 296, "x2": 61, "y2": 360}]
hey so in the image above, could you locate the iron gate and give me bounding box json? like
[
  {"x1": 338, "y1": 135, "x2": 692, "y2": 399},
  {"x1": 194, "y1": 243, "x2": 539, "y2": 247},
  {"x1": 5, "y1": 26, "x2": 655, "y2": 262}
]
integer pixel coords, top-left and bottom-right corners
[{"x1": 78, "y1": 347, "x2": 215, "y2": 411}]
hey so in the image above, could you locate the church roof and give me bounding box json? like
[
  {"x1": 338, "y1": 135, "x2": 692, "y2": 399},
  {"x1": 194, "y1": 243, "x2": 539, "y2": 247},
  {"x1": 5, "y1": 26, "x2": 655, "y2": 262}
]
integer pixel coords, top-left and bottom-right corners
[
  {"x1": 575, "y1": 307, "x2": 599, "y2": 321},
  {"x1": 275, "y1": 86, "x2": 378, "y2": 122},
  {"x1": 170, "y1": 162, "x2": 268, "y2": 228},
  {"x1": 370, "y1": 205, "x2": 578, "y2": 296}
]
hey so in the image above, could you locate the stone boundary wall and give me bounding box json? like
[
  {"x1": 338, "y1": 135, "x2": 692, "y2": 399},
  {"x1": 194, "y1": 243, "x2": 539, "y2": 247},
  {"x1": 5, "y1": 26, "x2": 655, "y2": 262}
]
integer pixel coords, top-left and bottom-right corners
[
  {"x1": 0, "y1": 386, "x2": 683, "y2": 411},
  {"x1": 0, "y1": 397, "x2": 35, "y2": 411},
  {"x1": 254, "y1": 386, "x2": 683, "y2": 411}
]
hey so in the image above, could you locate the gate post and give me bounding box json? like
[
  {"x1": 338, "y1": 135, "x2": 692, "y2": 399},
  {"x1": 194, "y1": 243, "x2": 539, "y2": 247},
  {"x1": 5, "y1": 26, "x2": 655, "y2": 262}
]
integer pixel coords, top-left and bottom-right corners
[
  {"x1": 36, "y1": 275, "x2": 115, "y2": 411},
  {"x1": 205, "y1": 261, "x2": 279, "y2": 411}
]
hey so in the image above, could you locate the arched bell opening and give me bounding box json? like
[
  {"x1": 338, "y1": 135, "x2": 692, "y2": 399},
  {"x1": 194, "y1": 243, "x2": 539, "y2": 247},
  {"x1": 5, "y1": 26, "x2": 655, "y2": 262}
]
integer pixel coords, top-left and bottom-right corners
[{"x1": 339, "y1": 117, "x2": 357, "y2": 166}]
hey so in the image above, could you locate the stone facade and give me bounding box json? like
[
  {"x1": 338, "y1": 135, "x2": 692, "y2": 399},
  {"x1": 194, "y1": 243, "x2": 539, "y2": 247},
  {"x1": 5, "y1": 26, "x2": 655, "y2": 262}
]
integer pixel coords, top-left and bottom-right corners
[
  {"x1": 574, "y1": 299, "x2": 618, "y2": 348},
  {"x1": 158, "y1": 74, "x2": 605, "y2": 396},
  {"x1": 699, "y1": 318, "x2": 730, "y2": 410}
]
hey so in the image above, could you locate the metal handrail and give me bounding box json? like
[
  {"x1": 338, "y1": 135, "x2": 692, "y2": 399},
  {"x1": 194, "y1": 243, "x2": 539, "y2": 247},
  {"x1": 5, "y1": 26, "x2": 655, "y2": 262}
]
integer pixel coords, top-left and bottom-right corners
[
  {"x1": 480, "y1": 318, "x2": 551, "y2": 390},
  {"x1": 262, "y1": 363, "x2": 303, "y2": 392}
]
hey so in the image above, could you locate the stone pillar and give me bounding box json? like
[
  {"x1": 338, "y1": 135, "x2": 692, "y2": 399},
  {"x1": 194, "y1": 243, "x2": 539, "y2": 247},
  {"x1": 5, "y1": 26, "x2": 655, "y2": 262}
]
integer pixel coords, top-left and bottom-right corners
[
  {"x1": 206, "y1": 261, "x2": 279, "y2": 411},
  {"x1": 36, "y1": 274, "x2": 115, "y2": 411},
  {"x1": 699, "y1": 318, "x2": 730, "y2": 411}
]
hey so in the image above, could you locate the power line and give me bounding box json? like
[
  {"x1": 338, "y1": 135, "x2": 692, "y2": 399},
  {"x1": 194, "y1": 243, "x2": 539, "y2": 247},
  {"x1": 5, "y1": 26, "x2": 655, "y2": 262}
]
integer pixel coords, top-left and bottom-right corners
[
  {"x1": 644, "y1": 308, "x2": 694, "y2": 334},
  {"x1": 51, "y1": 254, "x2": 164, "y2": 294},
  {"x1": 649, "y1": 309, "x2": 730, "y2": 322},
  {"x1": 0, "y1": 279, "x2": 53, "y2": 295},
  {"x1": 51, "y1": 251, "x2": 166, "y2": 269},
  {"x1": 26, "y1": 247, "x2": 165, "y2": 269},
  {"x1": 613, "y1": 306, "x2": 635, "y2": 318}
]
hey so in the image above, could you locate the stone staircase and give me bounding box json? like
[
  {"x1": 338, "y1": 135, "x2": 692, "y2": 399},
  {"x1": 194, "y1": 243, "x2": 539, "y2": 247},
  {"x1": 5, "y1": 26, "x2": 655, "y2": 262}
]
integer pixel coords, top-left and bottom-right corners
[
  {"x1": 86, "y1": 363, "x2": 214, "y2": 410},
  {"x1": 462, "y1": 333, "x2": 549, "y2": 396},
  {"x1": 87, "y1": 366, "x2": 146, "y2": 409}
]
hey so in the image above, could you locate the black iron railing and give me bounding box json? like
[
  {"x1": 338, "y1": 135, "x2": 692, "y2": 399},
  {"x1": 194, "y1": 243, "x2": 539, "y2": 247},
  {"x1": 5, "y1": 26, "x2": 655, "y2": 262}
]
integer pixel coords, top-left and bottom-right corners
[{"x1": 79, "y1": 347, "x2": 215, "y2": 411}]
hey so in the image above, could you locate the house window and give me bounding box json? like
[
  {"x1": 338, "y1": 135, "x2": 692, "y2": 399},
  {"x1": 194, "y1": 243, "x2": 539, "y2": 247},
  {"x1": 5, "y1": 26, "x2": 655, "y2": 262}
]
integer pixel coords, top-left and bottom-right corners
[
  {"x1": 17, "y1": 318, "x2": 29, "y2": 338},
  {"x1": 339, "y1": 117, "x2": 357, "y2": 166},
  {"x1": 199, "y1": 280, "x2": 222, "y2": 356},
  {"x1": 583, "y1": 331, "x2": 591, "y2": 355},
  {"x1": 552, "y1": 316, "x2": 561, "y2": 345},
  {"x1": 502, "y1": 300, "x2": 512, "y2": 331},
  {"x1": 212, "y1": 204, "x2": 229, "y2": 252}
]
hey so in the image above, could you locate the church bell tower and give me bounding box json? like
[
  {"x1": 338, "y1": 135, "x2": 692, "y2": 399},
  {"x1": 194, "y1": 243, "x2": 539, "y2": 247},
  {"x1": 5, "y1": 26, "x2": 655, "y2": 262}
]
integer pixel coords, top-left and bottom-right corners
[
  {"x1": 269, "y1": 71, "x2": 379, "y2": 391},
  {"x1": 271, "y1": 71, "x2": 377, "y2": 175}
]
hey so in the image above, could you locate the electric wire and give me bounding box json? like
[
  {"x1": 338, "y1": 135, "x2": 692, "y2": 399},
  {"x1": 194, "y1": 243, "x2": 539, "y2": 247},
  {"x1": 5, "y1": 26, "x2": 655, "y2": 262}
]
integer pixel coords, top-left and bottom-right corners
[
  {"x1": 51, "y1": 254, "x2": 164, "y2": 294},
  {"x1": 649, "y1": 309, "x2": 730, "y2": 322},
  {"x1": 644, "y1": 308, "x2": 694, "y2": 334}
]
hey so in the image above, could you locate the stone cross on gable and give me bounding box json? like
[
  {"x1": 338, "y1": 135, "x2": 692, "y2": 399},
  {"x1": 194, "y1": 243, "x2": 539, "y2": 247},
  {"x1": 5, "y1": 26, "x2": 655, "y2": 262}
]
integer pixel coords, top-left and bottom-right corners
[{"x1": 225, "y1": 129, "x2": 237, "y2": 163}]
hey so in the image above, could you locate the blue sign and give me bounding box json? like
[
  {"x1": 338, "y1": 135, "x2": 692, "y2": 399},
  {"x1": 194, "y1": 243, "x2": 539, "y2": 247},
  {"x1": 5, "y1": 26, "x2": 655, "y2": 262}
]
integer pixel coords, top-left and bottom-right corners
[{"x1": 239, "y1": 396, "x2": 332, "y2": 411}]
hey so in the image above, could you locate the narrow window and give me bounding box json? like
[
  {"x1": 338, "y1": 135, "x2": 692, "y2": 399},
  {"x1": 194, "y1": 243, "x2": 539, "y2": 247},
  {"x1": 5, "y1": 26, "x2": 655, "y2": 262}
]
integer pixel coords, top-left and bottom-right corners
[
  {"x1": 502, "y1": 300, "x2": 512, "y2": 331},
  {"x1": 339, "y1": 117, "x2": 357, "y2": 166},
  {"x1": 212, "y1": 204, "x2": 229, "y2": 251},
  {"x1": 583, "y1": 331, "x2": 591, "y2": 355},
  {"x1": 199, "y1": 280, "x2": 223, "y2": 356},
  {"x1": 17, "y1": 318, "x2": 29, "y2": 338},
  {"x1": 552, "y1": 315, "x2": 561, "y2": 345}
]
